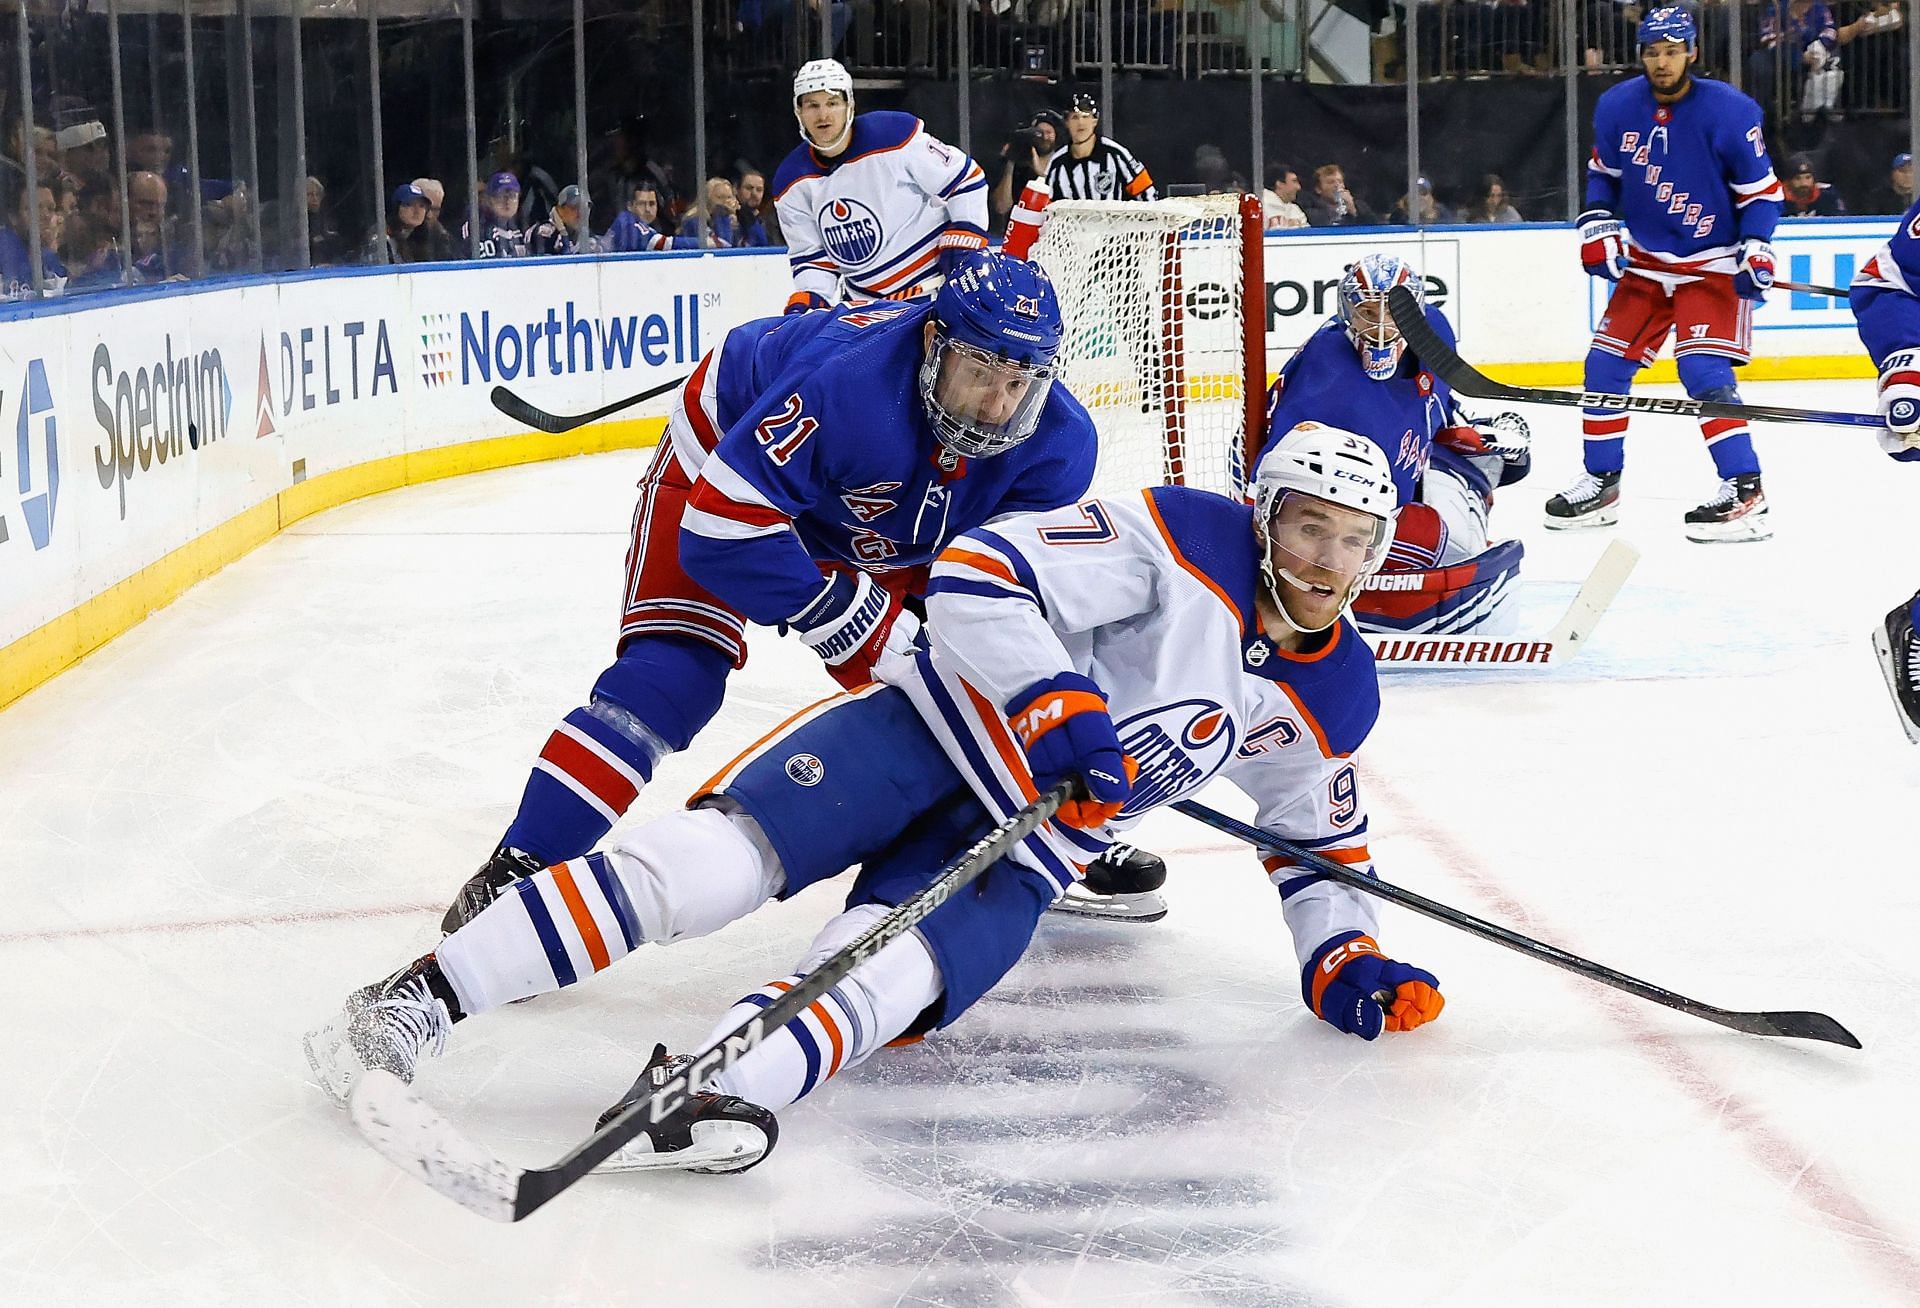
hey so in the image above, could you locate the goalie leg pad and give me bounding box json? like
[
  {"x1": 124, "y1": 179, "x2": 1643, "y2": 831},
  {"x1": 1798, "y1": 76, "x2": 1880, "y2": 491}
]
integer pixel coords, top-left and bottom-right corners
[{"x1": 1354, "y1": 538, "x2": 1525, "y2": 635}]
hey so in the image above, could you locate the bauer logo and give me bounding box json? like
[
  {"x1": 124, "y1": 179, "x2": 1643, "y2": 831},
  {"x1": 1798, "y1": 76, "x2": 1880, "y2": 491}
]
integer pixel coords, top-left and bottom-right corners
[
  {"x1": 435, "y1": 295, "x2": 703, "y2": 387},
  {"x1": 0, "y1": 359, "x2": 60, "y2": 551},
  {"x1": 819, "y1": 198, "x2": 883, "y2": 267},
  {"x1": 1114, "y1": 699, "x2": 1237, "y2": 816},
  {"x1": 785, "y1": 753, "x2": 826, "y2": 787}
]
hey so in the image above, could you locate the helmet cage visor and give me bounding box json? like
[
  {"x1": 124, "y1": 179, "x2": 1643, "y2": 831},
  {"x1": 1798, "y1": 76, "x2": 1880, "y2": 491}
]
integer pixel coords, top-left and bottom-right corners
[
  {"x1": 1341, "y1": 294, "x2": 1406, "y2": 381},
  {"x1": 919, "y1": 331, "x2": 1057, "y2": 458}
]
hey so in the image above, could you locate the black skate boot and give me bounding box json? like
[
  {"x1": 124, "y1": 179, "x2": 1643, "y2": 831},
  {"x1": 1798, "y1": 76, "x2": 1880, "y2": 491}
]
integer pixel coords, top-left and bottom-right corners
[
  {"x1": 1542, "y1": 469, "x2": 1622, "y2": 530},
  {"x1": 1872, "y1": 591, "x2": 1920, "y2": 745},
  {"x1": 593, "y1": 1044, "x2": 779, "y2": 1175},
  {"x1": 304, "y1": 954, "x2": 464, "y2": 1107},
  {"x1": 440, "y1": 845, "x2": 544, "y2": 934},
  {"x1": 1683, "y1": 473, "x2": 1771, "y2": 543},
  {"x1": 1048, "y1": 842, "x2": 1169, "y2": 922}
]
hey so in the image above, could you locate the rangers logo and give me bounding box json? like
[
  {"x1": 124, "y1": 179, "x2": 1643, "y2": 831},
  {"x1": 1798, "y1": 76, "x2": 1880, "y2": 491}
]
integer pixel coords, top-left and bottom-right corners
[
  {"x1": 819, "y1": 197, "x2": 883, "y2": 267},
  {"x1": 784, "y1": 753, "x2": 825, "y2": 787},
  {"x1": 841, "y1": 481, "x2": 902, "y2": 522},
  {"x1": 1114, "y1": 699, "x2": 1238, "y2": 817}
]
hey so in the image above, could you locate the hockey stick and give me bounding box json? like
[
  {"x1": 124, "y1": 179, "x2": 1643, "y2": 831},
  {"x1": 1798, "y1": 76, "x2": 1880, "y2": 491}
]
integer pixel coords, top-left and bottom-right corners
[
  {"x1": 347, "y1": 777, "x2": 1078, "y2": 1222},
  {"x1": 490, "y1": 374, "x2": 688, "y2": 435},
  {"x1": 1363, "y1": 538, "x2": 1638, "y2": 669},
  {"x1": 1773, "y1": 277, "x2": 1850, "y2": 299},
  {"x1": 1386, "y1": 285, "x2": 1883, "y2": 430},
  {"x1": 1171, "y1": 799, "x2": 1861, "y2": 1048},
  {"x1": 1623, "y1": 253, "x2": 1849, "y2": 299}
]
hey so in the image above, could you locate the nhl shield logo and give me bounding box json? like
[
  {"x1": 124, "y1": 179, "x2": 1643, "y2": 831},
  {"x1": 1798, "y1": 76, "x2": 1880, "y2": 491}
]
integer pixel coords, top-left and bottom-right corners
[
  {"x1": 819, "y1": 197, "x2": 883, "y2": 267},
  {"x1": 785, "y1": 753, "x2": 825, "y2": 787}
]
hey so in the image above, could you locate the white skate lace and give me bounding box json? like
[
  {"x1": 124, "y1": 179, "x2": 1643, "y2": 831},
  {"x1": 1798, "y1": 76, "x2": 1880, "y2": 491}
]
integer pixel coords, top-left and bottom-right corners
[
  {"x1": 369, "y1": 977, "x2": 449, "y2": 1070},
  {"x1": 1561, "y1": 471, "x2": 1606, "y2": 504},
  {"x1": 1100, "y1": 842, "x2": 1138, "y2": 863},
  {"x1": 1700, "y1": 479, "x2": 1738, "y2": 508}
]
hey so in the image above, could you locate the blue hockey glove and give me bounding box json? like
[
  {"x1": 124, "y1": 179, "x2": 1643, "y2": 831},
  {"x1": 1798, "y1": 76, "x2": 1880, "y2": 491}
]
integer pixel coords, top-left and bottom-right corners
[
  {"x1": 1304, "y1": 931, "x2": 1444, "y2": 1040},
  {"x1": 788, "y1": 569, "x2": 921, "y2": 691},
  {"x1": 1577, "y1": 209, "x2": 1629, "y2": 282},
  {"x1": 1007, "y1": 673, "x2": 1136, "y2": 829},
  {"x1": 1877, "y1": 350, "x2": 1920, "y2": 458},
  {"x1": 1733, "y1": 237, "x2": 1776, "y2": 301}
]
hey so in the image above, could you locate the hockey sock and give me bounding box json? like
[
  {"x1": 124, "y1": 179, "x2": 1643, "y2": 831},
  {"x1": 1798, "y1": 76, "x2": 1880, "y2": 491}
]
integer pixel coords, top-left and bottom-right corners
[
  {"x1": 1684, "y1": 374, "x2": 1760, "y2": 478},
  {"x1": 436, "y1": 807, "x2": 783, "y2": 1013},
  {"x1": 1580, "y1": 348, "x2": 1639, "y2": 474},
  {"x1": 706, "y1": 904, "x2": 944, "y2": 1111}
]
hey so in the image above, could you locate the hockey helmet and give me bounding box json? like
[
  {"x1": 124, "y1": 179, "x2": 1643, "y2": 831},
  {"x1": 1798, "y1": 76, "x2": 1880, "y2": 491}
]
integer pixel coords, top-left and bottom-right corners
[
  {"x1": 1637, "y1": 5, "x2": 1697, "y2": 52},
  {"x1": 1337, "y1": 253, "x2": 1422, "y2": 382},
  {"x1": 919, "y1": 251, "x2": 1064, "y2": 458},
  {"x1": 1252, "y1": 422, "x2": 1398, "y2": 635},
  {"x1": 794, "y1": 59, "x2": 855, "y2": 153}
]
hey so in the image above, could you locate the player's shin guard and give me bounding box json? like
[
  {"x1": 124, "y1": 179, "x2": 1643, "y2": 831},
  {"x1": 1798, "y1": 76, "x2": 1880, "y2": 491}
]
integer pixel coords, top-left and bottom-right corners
[
  {"x1": 1579, "y1": 348, "x2": 1639, "y2": 474},
  {"x1": 435, "y1": 808, "x2": 784, "y2": 1012},
  {"x1": 1685, "y1": 374, "x2": 1761, "y2": 479},
  {"x1": 702, "y1": 904, "x2": 945, "y2": 1112}
]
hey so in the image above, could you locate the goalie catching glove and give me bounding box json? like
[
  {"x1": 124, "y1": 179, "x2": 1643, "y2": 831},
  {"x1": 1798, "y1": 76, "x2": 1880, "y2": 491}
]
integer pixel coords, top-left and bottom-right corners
[
  {"x1": 1305, "y1": 931, "x2": 1444, "y2": 1040},
  {"x1": 788, "y1": 569, "x2": 922, "y2": 690},
  {"x1": 1007, "y1": 673, "x2": 1138, "y2": 829}
]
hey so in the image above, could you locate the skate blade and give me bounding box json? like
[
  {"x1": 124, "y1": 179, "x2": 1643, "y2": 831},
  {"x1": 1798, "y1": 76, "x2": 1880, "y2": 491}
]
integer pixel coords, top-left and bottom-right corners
[
  {"x1": 1870, "y1": 626, "x2": 1920, "y2": 744},
  {"x1": 1046, "y1": 888, "x2": 1169, "y2": 923},
  {"x1": 594, "y1": 1120, "x2": 770, "y2": 1175},
  {"x1": 1541, "y1": 508, "x2": 1618, "y2": 531},
  {"x1": 1684, "y1": 516, "x2": 1773, "y2": 544},
  {"x1": 303, "y1": 1016, "x2": 365, "y2": 1108}
]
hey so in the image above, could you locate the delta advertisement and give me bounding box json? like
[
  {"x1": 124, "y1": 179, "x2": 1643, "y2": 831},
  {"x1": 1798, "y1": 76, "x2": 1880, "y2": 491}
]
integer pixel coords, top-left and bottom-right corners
[{"x1": 0, "y1": 250, "x2": 789, "y2": 653}]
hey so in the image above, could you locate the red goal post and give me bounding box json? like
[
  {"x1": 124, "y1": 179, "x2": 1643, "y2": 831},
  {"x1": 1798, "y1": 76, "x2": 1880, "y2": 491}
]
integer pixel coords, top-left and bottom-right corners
[{"x1": 1028, "y1": 193, "x2": 1266, "y2": 498}]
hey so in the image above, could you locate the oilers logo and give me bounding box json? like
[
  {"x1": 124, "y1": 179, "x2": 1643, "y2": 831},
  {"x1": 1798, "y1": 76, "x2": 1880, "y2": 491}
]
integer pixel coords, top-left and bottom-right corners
[
  {"x1": 820, "y1": 198, "x2": 883, "y2": 267},
  {"x1": 1114, "y1": 699, "x2": 1237, "y2": 817}
]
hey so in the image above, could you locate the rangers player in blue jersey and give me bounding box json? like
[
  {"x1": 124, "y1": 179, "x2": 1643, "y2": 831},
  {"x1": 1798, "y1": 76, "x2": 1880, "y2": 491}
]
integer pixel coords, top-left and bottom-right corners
[
  {"x1": 1549, "y1": 5, "x2": 1784, "y2": 543},
  {"x1": 1850, "y1": 201, "x2": 1920, "y2": 742},
  {"x1": 1260, "y1": 254, "x2": 1532, "y2": 635},
  {"x1": 434, "y1": 250, "x2": 1180, "y2": 930}
]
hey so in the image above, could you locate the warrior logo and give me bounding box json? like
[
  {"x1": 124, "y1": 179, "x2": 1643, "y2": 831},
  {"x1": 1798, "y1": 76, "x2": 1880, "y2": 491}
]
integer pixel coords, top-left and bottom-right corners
[
  {"x1": 820, "y1": 197, "x2": 883, "y2": 267},
  {"x1": 1114, "y1": 699, "x2": 1238, "y2": 817}
]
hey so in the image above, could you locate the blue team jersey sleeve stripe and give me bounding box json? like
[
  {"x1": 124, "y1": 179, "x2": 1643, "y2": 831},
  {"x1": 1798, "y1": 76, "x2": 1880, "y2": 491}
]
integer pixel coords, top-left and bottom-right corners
[
  {"x1": 962, "y1": 527, "x2": 1046, "y2": 615},
  {"x1": 923, "y1": 576, "x2": 1036, "y2": 607},
  {"x1": 515, "y1": 879, "x2": 577, "y2": 987}
]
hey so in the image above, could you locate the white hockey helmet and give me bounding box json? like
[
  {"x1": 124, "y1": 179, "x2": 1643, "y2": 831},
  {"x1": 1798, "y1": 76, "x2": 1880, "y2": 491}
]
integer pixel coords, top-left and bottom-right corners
[
  {"x1": 1252, "y1": 421, "x2": 1399, "y2": 635},
  {"x1": 793, "y1": 59, "x2": 855, "y2": 152}
]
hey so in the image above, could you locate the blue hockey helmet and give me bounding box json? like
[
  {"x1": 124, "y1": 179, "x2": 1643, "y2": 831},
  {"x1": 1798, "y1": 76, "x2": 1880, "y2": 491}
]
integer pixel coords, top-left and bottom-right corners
[
  {"x1": 1336, "y1": 253, "x2": 1422, "y2": 382},
  {"x1": 1637, "y1": 5, "x2": 1697, "y2": 52},
  {"x1": 920, "y1": 251, "x2": 1064, "y2": 457}
]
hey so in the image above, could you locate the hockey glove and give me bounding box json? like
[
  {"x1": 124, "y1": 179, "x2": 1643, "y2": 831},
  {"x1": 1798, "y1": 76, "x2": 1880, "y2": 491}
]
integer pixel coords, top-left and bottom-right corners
[
  {"x1": 1007, "y1": 673, "x2": 1137, "y2": 829},
  {"x1": 1304, "y1": 931, "x2": 1444, "y2": 1040},
  {"x1": 784, "y1": 290, "x2": 829, "y2": 315},
  {"x1": 1877, "y1": 350, "x2": 1920, "y2": 458},
  {"x1": 1577, "y1": 209, "x2": 1629, "y2": 282},
  {"x1": 1733, "y1": 238, "x2": 1776, "y2": 301},
  {"x1": 789, "y1": 569, "x2": 922, "y2": 691},
  {"x1": 936, "y1": 228, "x2": 990, "y2": 278}
]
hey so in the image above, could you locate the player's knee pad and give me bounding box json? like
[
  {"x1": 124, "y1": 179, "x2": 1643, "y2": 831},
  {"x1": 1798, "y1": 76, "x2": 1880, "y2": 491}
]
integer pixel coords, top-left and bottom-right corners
[
  {"x1": 1385, "y1": 502, "x2": 1449, "y2": 572},
  {"x1": 592, "y1": 635, "x2": 732, "y2": 754},
  {"x1": 796, "y1": 902, "x2": 943, "y2": 1053},
  {"x1": 1583, "y1": 347, "x2": 1638, "y2": 399},
  {"x1": 602, "y1": 805, "x2": 784, "y2": 944},
  {"x1": 1677, "y1": 353, "x2": 1737, "y2": 398}
]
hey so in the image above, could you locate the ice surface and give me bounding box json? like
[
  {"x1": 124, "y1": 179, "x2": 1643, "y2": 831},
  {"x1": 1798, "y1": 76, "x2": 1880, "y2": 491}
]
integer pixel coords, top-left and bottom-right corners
[{"x1": 1, "y1": 381, "x2": 1916, "y2": 1307}]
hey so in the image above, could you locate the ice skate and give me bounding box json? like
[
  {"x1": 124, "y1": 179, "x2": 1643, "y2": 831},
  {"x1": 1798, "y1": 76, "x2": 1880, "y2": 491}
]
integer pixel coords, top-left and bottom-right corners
[
  {"x1": 1048, "y1": 842, "x2": 1169, "y2": 922},
  {"x1": 1683, "y1": 473, "x2": 1771, "y2": 543},
  {"x1": 304, "y1": 955, "x2": 461, "y2": 1107},
  {"x1": 1871, "y1": 591, "x2": 1920, "y2": 744},
  {"x1": 593, "y1": 1044, "x2": 779, "y2": 1175},
  {"x1": 440, "y1": 845, "x2": 544, "y2": 934},
  {"x1": 1543, "y1": 469, "x2": 1621, "y2": 529}
]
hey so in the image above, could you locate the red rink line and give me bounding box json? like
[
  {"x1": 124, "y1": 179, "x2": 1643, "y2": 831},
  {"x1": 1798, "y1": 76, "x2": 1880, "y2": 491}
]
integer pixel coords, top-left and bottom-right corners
[
  {"x1": 1365, "y1": 771, "x2": 1920, "y2": 1296},
  {"x1": 0, "y1": 901, "x2": 441, "y2": 947}
]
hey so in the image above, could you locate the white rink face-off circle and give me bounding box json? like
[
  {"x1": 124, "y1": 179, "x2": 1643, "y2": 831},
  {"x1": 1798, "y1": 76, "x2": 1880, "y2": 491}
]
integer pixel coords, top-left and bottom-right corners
[{"x1": 1, "y1": 382, "x2": 1917, "y2": 1306}]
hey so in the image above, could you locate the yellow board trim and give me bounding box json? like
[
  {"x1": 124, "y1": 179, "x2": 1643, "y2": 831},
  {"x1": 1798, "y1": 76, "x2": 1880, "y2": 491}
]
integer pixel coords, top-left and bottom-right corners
[
  {"x1": 0, "y1": 415, "x2": 666, "y2": 714},
  {"x1": 1483, "y1": 354, "x2": 1878, "y2": 387}
]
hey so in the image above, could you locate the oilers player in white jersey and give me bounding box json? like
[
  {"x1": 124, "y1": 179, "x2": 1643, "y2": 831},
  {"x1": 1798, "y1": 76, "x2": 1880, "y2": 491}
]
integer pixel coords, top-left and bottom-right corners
[
  {"x1": 774, "y1": 59, "x2": 990, "y2": 313},
  {"x1": 1260, "y1": 254, "x2": 1532, "y2": 635},
  {"x1": 1849, "y1": 199, "x2": 1920, "y2": 742},
  {"x1": 432, "y1": 251, "x2": 1185, "y2": 935},
  {"x1": 304, "y1": 422, "x2": 1443, "y2": 1174},
  {"x1": 1550, "y1": 6, "x2": 1784, "y2": 543}
]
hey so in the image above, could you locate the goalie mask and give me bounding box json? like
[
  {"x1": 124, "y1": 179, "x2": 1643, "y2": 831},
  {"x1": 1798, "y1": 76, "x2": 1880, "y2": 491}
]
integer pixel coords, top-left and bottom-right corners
[
  {"x1": 919, "y1": 251, "x2": 1064, "y2": 458},
  {"x1": 1253, "y1": 422, "x2": 1398, "y2": 636},
  {"x1": 1337, "y1": 253, "x2": 1422, "y2": 382}
]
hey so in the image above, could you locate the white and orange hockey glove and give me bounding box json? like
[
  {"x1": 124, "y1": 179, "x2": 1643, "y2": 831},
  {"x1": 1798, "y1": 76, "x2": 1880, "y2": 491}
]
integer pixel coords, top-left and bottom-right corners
[{"x1": 1007, "y1": 673, "x2": 1138, "y2": 829}]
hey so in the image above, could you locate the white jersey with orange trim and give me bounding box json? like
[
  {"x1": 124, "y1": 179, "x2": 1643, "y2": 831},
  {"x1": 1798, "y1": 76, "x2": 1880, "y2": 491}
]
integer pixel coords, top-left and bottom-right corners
[
  {"x1": 772, "y1": 110, "x2": 989, "y2": 308},
  {"x1": 901, "y1": 484, "x2": 1383, "y2": 973}
]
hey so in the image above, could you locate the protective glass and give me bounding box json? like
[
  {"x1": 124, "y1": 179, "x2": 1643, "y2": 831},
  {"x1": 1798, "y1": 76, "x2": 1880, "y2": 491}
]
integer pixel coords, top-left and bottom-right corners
[{"x1": 919, "y1": 333, "x2": 1057, "y2": 457}]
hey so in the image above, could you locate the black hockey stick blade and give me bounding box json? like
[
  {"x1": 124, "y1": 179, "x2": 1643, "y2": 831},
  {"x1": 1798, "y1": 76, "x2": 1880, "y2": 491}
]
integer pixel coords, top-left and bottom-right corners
[
  {"x1": 490, "y1": 373, "x2": 688, "y2": 435},
  {"x1": 1385, "y1": 286, "x2": 1883, "y2": 431},
  {"x1": 350, "y1": 778, "x2": 1078, "y2": 1221},
  {"x1": 1172, "y1": 799, "x2": 1862, "y2": 1049}
]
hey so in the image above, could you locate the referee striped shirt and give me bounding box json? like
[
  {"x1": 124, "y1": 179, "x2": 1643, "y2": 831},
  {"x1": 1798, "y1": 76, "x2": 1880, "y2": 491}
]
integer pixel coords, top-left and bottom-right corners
[{"x1": 1044, "y1": 137, "x2": 1158, "y2": 202}]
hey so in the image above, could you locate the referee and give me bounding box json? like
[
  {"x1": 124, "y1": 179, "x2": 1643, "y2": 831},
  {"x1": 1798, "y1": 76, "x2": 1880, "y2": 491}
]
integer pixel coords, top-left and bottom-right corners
[{"x1": 1044, "y1": 93, "x2": 1157, "y2": 203}]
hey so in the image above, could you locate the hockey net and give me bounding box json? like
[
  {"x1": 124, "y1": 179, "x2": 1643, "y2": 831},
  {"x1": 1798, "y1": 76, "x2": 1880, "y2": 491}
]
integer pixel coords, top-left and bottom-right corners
[{"x1": 1029, "y1": 193, "x2": 1266, "y2": 499}]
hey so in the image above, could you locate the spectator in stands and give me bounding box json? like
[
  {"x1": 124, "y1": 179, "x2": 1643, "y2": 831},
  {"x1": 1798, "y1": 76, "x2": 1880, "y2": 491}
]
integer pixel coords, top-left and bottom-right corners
[
  {"x1": 1046, "y1": 92, "x2": 1156, "y2": 201},
  {"x1": 204, "y1": 183, "x2": 260, "y2": 272},
  {"x1": 1262, "y1": 163, "x2": 1309, "y2": 230},
  {"x1": 0, "y1": 182, "x2": 68, "y2": 298},
  {"x1": 990, "y1": 110, "x2": 1062, "y2": 232},
  {"x1": 589, "y1": 115, "x2": 677, "y2": 229},
  {"x1": 1780, "y1": 153, "x2": 1846, "y2": 215},
  {"x1": 60, "y1": 213, "x2": 122, "y2": 292},
  {"x1": 55, "y1": 120, "x2": 111, "y2": 180},
  {"x1": 602, "y1": 179, "x2": 699, "y2": 253},
  {"x1": 1866, "y1": 152, "x2": 1915, "y2": 215},
  {"x1": 1193, "y1": 143, "x2": 1248, "y2": 195},
  {"x1": 464, "y1": 171, "x2": 530, "y2": 259},
  {"x1": 374, "y1": 182, "x2": 444, "y2": 263},
  {"x1": 1391, "y1": 175, "x2": 1456, "y2": 227},
  {"x1": 128, "y1": 169, "x2": 183, "y2": 280},
  {"x1": 679, "y1": 175, "x2": 747, "y2": 247},
  {"x1": 1751, "y1": 1, "x2": 1843, "y2": 125},
  {"x1": 305, "y1": 176, "x2": 348, "y2": 266},
  {"x1": 411, "y1": 177, "x2": 462, "y2": 260},
  {"x1": 1462, "y1": 172, "x2": 1524, "y2": 223},
  {"x1": 1302, "y1": 162, "x2": 1372, "y2": 226},
  {"x1": 735, "y1": 169, "x2": 776, "y2": 246},
  {"x1": 529, "y1": 184, "x2": 587, "y2": 255}
]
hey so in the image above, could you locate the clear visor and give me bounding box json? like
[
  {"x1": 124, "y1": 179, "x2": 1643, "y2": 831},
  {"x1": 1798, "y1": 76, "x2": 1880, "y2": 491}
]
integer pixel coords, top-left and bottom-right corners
[
  {"x1": 919, "y1": 334, "x2": 1057, "y2": 458},
  {"x1": 1265, "y1": 490, "x2": 1390, "y2": 630}
]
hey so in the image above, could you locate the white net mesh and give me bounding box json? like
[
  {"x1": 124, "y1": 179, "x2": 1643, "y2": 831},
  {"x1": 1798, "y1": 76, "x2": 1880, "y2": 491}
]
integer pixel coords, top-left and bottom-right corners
[{"x1": 1030, "y1": 195, "x2": 1256, "y2": 498}]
